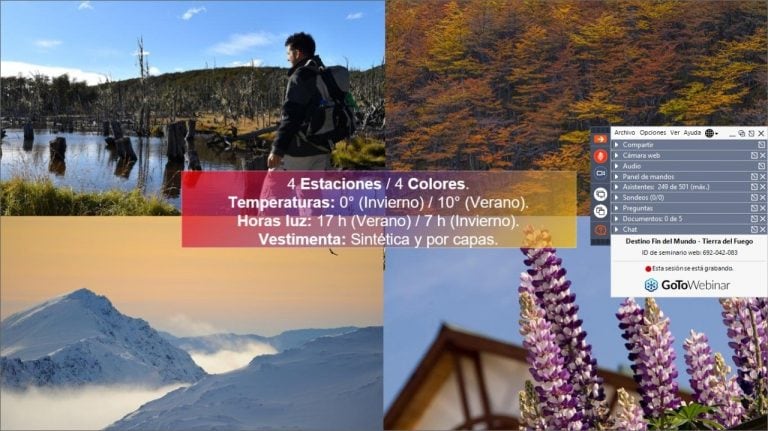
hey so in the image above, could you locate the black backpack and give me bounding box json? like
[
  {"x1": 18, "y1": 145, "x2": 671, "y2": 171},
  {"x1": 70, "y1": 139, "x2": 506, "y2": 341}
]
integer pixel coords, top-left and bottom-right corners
[{"x1": 303, "y1": 65, "x2": 357, "y2": 147}]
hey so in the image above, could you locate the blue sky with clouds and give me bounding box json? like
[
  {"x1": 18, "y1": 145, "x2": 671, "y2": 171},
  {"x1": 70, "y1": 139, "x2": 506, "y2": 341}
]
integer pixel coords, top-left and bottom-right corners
[
  {"x1": 0, "y1": 1, "x2": 384, "y2": 85},
  {"x1": 384, "y1": 217, "x2": 737, "y2": 409}
]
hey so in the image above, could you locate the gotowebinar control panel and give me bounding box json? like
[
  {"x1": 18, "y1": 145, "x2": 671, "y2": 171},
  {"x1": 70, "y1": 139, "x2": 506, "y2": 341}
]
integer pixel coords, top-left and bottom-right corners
[{"x1": 589, "y1": 126, "x2": 768, "y2": 298}]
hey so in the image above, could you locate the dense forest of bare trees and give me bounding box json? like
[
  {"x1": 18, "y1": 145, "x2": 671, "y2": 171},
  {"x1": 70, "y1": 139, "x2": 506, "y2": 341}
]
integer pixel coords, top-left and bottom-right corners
[
  {"x1": 1, "y1": 63, "x2": 384, "y2": 134},
  {"x1": 1, "y1": 74, "x2": 98, "y2": 121}
]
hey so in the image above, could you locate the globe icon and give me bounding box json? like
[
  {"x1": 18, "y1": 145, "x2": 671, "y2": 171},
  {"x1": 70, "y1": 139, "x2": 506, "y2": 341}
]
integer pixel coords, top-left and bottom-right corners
[{"x1": 705, "y1": 129, "x2": 714, "y2": 138}]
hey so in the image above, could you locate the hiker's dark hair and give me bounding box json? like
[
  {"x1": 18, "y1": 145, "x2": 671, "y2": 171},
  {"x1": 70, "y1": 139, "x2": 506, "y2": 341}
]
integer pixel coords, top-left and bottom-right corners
[{"x1": 285, "y1": 32, "x2": 315, "y2": 57}]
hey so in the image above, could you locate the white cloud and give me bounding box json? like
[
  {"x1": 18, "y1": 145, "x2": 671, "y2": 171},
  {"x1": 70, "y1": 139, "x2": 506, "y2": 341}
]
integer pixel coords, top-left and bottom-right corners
[
  {"x1": 35, "y1": 39, "x2": 62, "y2": 49},
  {"x1": 346, "y1": 12, "x2": 364, "y2": 20},
  {"x1": 190, "y1": 342, "x2": 277, "y2": 374},
  {"x1": 131, "y1": 50, "x2": 151, "y2": 57},
  {"x1": 159, "y1": 314, "x2": 221, "y2": 337},
  {"x1": 209, "y1": 32, "x2": 274, "y2": 56},
  {"x1": 225, "y1": 58, "x2": 264, "y2": 68},
  {"x1": 149, "y1": 66, "x2": 160, "y2": 75},
  {"x1": 78, "y1": 1, "x2": 93, "y2": 10},
  {"x1": 0, "y1": 61, "x2": 107, "y2": 86},
  {"x1": 181, "y1": 6, "x2": 206, "y2": 20},
  {"x1": 0, "y1": 385, "x2": 184, "y2": 430}
]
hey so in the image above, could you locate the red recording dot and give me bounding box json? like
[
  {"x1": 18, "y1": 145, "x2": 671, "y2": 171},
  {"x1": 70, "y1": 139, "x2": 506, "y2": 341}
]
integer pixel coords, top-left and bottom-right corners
[{"x1": 645, "y1": 266, "x2": 652, "y2": 272}]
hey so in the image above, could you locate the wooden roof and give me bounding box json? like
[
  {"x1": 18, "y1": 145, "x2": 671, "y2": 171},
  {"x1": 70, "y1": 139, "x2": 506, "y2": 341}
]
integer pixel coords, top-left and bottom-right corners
[{"x1": 385, "y1": 323, "x2": 692, "y2": 430}]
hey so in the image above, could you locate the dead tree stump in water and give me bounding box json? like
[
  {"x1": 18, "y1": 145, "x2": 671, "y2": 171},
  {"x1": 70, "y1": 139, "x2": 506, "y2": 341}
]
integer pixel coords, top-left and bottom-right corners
[
  {"x1": 105, "y1": 121, "x2": 135, "y2": 161},
  {"x1": 104, "y1": 120, "x2": 121, "y2": 148},
  {"x1": 115, "y1": 158, "x2": 135, "y2": 178},
  {"x1": 166, "y1": 121, "x2": 186, "y2": 163},
  {"x1": 48, "y1": 159, "x2": 66, "y2": 176},
  {"x1": 185, "y1": 120, "x2": 196, "y2": 140},
  {"x1": 115, "y1": 137, "x2": 137, "y2": 162},
  {"x1": 185, "y1": 120, "x2": 201, "y2": 171},
  {"x1": 23, "y1": 122, "x2": 34, "y2": 140},
  {"x1": 110, "y1": 121, "x2": 124, "y2": 139},
  {"x1": 162, "y1": 160, "x2": 184, "y2": 198},
  {"x1": 49, "y1": 137, "x2": 67, "y2": 161},
  {"x1": 166, "y1": 120, "x2": 201, "y2": 170}
]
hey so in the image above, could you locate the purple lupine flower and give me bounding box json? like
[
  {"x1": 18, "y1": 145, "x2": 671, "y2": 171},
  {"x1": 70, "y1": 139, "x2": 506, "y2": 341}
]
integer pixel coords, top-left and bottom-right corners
[
  {"x1": 613, "y1": 388, "x2": 647, "y2": 431},
  {"x1": 754, "y1": 297, "x2": 768, "y2": 375},
  {"x1": 683, "y1": 330, "x2": 718, "y2": 407},
  {"x1": 714, "y1": 352, "x2": 746, "y2": 427},
  {"x1": 520, "y1": 248, "x2": 605, "y2": 428},
  {"x1": 617, "y1": 298, "x2": 645, "y2": 377},
  {"x1": 519, "y1": 380, "x2": 547, "y2": 431},
  {"x1": 519, "y1": 291, "x2": 582, "y2": 431},
  {"x1": 720, "y1": 298, "x2": 767, "y2": 397},
  {"x1": 683, "y1": 330, "x2": 746, "y2": 427},
  {"x1": 756, "y1": 297, "x2": 768, "y2": 328},
  {"x1": 635, "y1": 298, "x2": 681, "y2": 418},
  {"x1": 518, "y1": 271, "x2": 536, "y2": 296}
]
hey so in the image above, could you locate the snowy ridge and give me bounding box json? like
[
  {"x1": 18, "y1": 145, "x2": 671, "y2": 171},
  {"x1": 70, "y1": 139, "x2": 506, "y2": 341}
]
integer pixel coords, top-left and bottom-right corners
[
  {"x1": 1, "y1": 289, "x2": 205, "y2": 389},
  {"x1": 163, "y1": 326, "x2": 359, "y2": 354},
  {"x1": 108, "y1": 327, "x2": 383, "y2": 430}
]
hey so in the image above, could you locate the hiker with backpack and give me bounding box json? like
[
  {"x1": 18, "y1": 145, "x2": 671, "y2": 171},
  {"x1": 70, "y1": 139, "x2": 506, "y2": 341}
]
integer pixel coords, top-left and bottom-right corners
[{"x1": 267, "y1": 32, "x2": 356, "y2": 171}]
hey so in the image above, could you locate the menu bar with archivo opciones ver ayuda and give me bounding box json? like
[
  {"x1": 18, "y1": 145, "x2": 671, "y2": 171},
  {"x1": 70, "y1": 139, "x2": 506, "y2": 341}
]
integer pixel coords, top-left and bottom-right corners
[{"x1": 590, "y1": 126, "x2": 768, "y2": 298}]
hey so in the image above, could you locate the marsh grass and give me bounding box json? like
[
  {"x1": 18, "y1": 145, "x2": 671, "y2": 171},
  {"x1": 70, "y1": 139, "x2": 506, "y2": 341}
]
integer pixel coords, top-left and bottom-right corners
[
  {"x1": 332, "y1": 136, "x2": 385, "y2": 169},
  {"x1": 0, "y1": 177, "x2": 178, "y2": 215},
  {"x1": 195, "y1": 114, "x2": 272, "y2": 136}
]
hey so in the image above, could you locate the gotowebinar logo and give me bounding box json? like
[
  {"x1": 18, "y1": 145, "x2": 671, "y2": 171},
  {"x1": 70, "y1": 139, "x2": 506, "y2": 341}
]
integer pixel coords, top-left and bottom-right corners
[
  {"x1": 644, "y1": 278, "x2": 659, "y2": 292},
  {"x1": 644, "y1": 278, "x2": 731, "y2": 292}
]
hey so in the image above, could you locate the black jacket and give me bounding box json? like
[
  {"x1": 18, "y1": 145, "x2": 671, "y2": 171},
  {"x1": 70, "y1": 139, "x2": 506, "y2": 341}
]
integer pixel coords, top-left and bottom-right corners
[{"x1": 271, "y1": 55, "x2": 327, "y2": 157}]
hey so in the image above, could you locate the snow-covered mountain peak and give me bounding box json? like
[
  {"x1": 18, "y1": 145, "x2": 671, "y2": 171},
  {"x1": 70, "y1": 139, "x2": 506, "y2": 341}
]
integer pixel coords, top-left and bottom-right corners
[
  {"x1": 63, "y1": 287, "x2": 110, "y2": 307},
  {"x1": 2, "y1": 288, "x2": 136, "y2": 360},
  {"x1": 1, "y1": 290, "x2": 205, "y2": 388}
]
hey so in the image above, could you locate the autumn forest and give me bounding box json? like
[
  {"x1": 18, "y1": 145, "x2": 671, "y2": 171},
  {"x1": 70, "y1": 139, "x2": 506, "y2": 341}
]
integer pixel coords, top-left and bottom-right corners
[{"x1": 386, "y1": 0, "x2": 767, "y2": 211}]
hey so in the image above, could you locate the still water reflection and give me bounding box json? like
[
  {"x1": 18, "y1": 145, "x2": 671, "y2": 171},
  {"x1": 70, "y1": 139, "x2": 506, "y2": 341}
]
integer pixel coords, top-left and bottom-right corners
[{"x1": 1, "y1": 129, "x2": 253, "y2": 209}]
